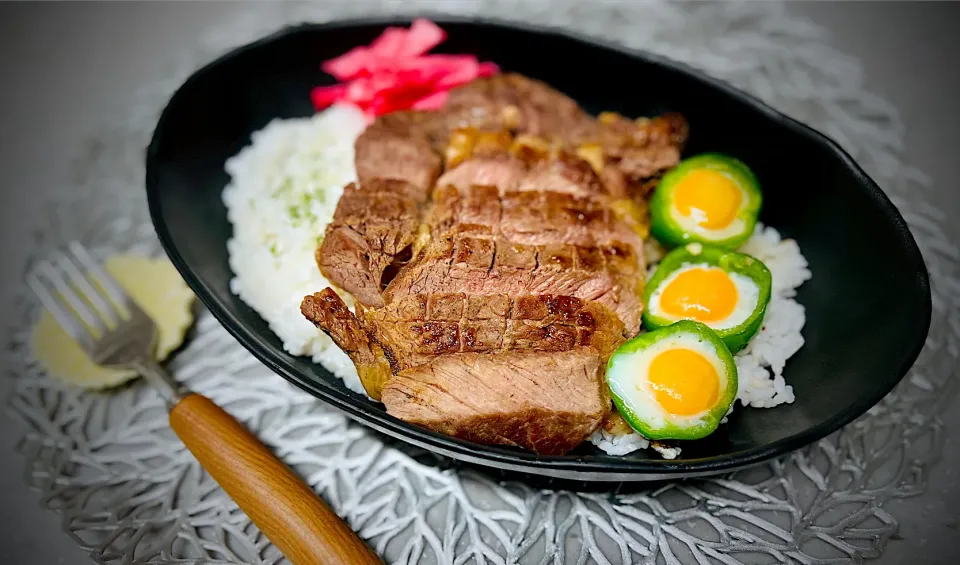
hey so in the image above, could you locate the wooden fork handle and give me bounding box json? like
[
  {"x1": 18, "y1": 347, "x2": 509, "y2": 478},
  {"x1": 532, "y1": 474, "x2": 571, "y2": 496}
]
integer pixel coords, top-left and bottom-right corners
[{"x1": 169, "y1": 393, "x2": 382, "y2": 565}]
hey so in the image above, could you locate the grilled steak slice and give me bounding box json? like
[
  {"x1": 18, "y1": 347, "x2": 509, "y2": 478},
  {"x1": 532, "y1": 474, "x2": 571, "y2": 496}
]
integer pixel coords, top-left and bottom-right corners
[
  {"x1": 518, "y1": 154, "x2": 610, "y2": 197},
  {"x1": 384, "y1": 183, "x2": 646, "y2": 332},
  {"x1": 355, "y1": 112, "x2": 443, "y2": 190},
  {"x1": 426, "y1": 183, "x2": 645, "y2": 251},
  {"x1": 440, "y1": 148, "x2": 612, "y2": 199},
  {"x1": 436, "y1": 156, "x2": 527, "y2": 193},
  {"x1": 352, "y1": 73, "x2": 592, "y2": 163},
  {"x1": 380, "y1": 348, "x2": 610, "y2": 455},
  {"x1": 317, "y1": 179, "x2": 425, "y2": 307},
  {"x1": 443, "y1": 73, "x2": 596, "y2": 139},
  {"x1": 302, "y1": 288, "x2": 625, "y2": 400},
  {"x1": 383, "y1": 234, "x2": 643, "y2": 335},
  {"x1": 441, "y1": 75, "x2": 689, "y2": 198},
  {"x1": 366, "y1": 292, "x2": 625, "y2": 369},
  {"x1": 300, "y1": 288, "x2": 394, "y2": 399},
  {"x1": 499, "y1": 190, "x2": 642, "y2": 248},
  {"x1": 577, "y1": 112, "x2": 690, "y2": 200},
  {"x1": 327, "y1": 112, "x2": 443, "y2": 306}
]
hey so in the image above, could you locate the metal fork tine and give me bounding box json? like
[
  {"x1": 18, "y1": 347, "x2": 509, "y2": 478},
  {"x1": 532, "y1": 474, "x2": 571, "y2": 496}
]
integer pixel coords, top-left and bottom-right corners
[
  {"x1": 27, "y1": 268, "x2": 95, "y2": 347},
  {"x1": 30, "y1": 244, "x2": 186, "y2": 406},
  {"x1": 54, "y1": 250, "x2": 119, "y2": 326},
  {"x1": 68, "y1": 242, "x2": 133, "y2": 316},
  {"x1": 37, "y1": 260, "x2": 106, "y2": 336}
]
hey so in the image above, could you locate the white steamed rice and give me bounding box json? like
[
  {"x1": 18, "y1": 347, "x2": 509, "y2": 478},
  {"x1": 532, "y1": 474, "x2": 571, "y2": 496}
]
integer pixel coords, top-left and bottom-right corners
[
  {"x1": 223, "y1": 107, "x2": 813, "y2": 458},
  {"x1": 222, "y1": 105, "x2": 368, "y2": 394}
]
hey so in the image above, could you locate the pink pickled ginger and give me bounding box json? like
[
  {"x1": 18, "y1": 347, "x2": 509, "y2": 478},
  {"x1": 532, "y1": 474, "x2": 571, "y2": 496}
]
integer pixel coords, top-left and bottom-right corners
[{"x1": 311, "y1": 19, "x2": 499, "y2": 120}]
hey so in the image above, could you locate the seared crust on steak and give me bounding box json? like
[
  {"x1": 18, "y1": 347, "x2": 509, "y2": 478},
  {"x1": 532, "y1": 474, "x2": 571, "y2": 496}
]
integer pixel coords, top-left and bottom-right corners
[
  {"x1": 299, "y1": 288, "x2": 394, "y2": 400},
  {"x1": 302, "y1": 288, "x2": 625, "y2": 400},
  {"x1": 385, "y1": 182, "x2": 646, "y2": 333},
  {"x1": 317, "y1": 179, "x2": 425, "y2": 307}
]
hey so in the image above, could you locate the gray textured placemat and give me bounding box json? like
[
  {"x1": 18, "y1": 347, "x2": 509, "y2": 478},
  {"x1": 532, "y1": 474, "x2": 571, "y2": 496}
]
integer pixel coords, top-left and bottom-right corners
[{"x1": 7, "y1": 2, "x2": 958, "y2": 564}]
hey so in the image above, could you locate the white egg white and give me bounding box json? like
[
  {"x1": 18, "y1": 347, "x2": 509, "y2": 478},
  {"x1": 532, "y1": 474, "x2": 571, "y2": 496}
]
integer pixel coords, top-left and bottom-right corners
[
  {"x1": 647, "y1": 262, "x2": 761, "y2": 330},
  {"x1": 607, "y1": 334, "x2": 733, "y2": 429}
]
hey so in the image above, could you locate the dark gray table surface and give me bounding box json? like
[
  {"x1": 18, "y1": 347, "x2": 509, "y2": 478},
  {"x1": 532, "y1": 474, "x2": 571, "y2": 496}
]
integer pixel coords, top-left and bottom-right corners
[{"x1": 1, "y1": 2, "x2": 957, "y2": 563}]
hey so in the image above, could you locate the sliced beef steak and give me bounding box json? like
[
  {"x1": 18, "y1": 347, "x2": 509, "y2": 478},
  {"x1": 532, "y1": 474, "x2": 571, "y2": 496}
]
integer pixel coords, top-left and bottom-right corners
[
  {"x1": 382, "y1": 182, "x2": 646, "y2": 332},
  {"x1": 577, "y1": 112, "x2": 690, "y2": 200},
  {"x1": 442, "y1": 73, "x2": 596, "y2": 139},
  {"x1": 518, "y1": 155, "x2": 610, "y2": 197},
  {"x1": 302, "y1": 288, "x2": 624, "y2": 401},
  {"x1": 325, "y1": 112, "x2": 443, "y2": 305},
  {"x1": 318, "y1": 72, "x2": 681, "y2": 310},
  {"x1": 299, "y1": 288, "x2": 394, "y2": 399},
  {"x1": 367, "y1": 292, "x2": 625, "y2": 371},
  {"x1": 317, "y1": 179, "x2": 425, "y2": 307},
  {"x1": 305, "y1": 72, "x2": 689, "y2": 455},
  {"x1": 442, "y1": 76, "x2": 689, "y2": 199},
  {"x1": 436, "y1": 156, "x2": 527, "y2": 193},
  {"x1": 355, "y1": 112, "x2": 443, "y2": 190},
  {"x1": 382, "y1": 233, "x2": 643, "y2": 335},
  {"x1": 381, "y1": 348, "x2": 610, "y2": 455}
]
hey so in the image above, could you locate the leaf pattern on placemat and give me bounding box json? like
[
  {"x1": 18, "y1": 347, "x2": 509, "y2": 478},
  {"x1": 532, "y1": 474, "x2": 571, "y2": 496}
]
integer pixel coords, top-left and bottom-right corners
[{"x1": 6, "y1": 2, "x2": 959, "y2": 564}]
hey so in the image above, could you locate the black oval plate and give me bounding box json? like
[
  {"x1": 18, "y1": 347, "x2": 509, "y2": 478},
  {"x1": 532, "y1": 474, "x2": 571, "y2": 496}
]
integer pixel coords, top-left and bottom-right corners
[{"x1": 146, "y1": 17, "x2": 931, "y2": 481}]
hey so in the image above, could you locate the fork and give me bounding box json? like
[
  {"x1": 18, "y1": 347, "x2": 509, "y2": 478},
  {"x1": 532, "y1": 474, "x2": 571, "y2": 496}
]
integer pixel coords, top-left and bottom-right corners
[{"x1": 28, "y1": 242, "x2": 381, "y2": 565}]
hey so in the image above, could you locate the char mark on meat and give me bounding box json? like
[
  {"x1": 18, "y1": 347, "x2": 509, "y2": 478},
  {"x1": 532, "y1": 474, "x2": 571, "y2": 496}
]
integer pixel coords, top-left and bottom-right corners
[
  {"x1": 300, "y1": 288, "x2": 395, "y2": 400},
  {"x1": 302, "y1": 288, "x2": 625, "y2": 401},
  {"x1": 317, "y1": 179, "x2": 425, "y2": 307},
  {"x1": 383, "y1": 182, "x2": 646, "y2": 332},
  {"x1": 368, "y1": 292, "x2": 626, "y2": 367}
]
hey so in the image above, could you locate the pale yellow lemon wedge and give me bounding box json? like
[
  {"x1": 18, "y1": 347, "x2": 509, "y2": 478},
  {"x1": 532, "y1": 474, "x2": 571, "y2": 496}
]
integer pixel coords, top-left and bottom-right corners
[{"x1": 30, "y1": 255, "x2": 195, "y2": 389}]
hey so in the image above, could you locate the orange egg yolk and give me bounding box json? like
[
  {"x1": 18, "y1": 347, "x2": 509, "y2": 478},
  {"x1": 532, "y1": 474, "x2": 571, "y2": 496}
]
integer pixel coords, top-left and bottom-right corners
[
  {"x1": 673, "y1": 169, "x2": 743, "y2": 229},
  {"x1": 660, "y1": 267, "x2": 738, "y2": 322},
  {"x1": 648, "y1": 348, "x2": 720, "y2": 416}
]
